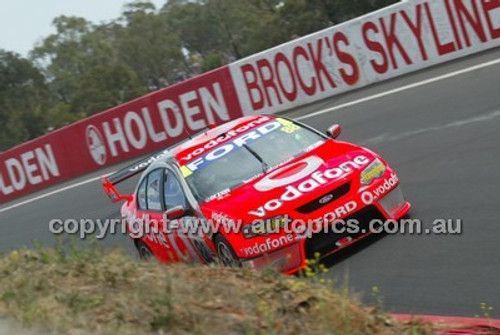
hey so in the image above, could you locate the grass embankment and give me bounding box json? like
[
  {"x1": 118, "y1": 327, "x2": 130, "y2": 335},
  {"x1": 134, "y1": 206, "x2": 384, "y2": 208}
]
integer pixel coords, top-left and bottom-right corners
[{"x1": 0, "y1": 246, "x2": 432, "y2": 335}]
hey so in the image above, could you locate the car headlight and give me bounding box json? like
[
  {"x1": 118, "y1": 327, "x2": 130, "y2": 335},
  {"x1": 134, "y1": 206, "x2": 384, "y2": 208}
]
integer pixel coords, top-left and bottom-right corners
[
  {"x1": 243, "y1": 216, "x2": 289, "y2": 239},
  {"x1": 360, "y1": 158, "x2": 386, "y2": 185}
]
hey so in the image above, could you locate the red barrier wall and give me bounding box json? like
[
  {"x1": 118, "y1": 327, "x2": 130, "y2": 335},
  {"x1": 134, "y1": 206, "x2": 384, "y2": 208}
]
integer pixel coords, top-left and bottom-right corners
[{"x1": 0, "y1": 66, "x2": 242, "y2": 203}]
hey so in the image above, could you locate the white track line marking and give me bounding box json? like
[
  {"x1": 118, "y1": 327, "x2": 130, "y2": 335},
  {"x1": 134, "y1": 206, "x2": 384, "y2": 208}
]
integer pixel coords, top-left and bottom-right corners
[
  {"x1": 296, "y1": 57, "x2": 500, "y2": 121},
  {"x1": 2, "y1": 55, "x2": 499, "y2": 213},
  {"x1": 0, "y1": 174, "x2": 111, "y2": 213}
]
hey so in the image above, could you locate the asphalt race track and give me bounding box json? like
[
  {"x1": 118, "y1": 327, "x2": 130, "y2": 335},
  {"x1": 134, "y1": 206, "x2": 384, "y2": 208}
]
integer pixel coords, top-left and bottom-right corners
[{"x1": 1, "y1": 47, "x2": 499, "y2": 318}]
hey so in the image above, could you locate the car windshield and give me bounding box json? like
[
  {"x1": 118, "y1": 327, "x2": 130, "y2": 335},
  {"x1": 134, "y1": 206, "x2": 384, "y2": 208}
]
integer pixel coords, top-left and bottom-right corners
[{"x1": 183, "y1": 118, "x2": 326, "y2": 202}]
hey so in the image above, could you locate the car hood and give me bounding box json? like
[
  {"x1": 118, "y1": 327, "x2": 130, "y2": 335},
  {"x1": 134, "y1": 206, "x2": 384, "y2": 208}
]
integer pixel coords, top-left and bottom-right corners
[{"x1": 200, "y1": 139, "x2": 378, "y2": 222}]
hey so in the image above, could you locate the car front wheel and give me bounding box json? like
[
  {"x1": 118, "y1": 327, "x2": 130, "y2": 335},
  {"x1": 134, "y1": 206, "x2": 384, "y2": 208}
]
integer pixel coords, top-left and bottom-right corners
[{"x1": 214, "y1": 235, "x2": 241, "y2": 268}]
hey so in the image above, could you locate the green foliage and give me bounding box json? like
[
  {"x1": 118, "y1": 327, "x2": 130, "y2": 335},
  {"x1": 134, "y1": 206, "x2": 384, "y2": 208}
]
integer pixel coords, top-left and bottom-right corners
[
  {"x1": 70, "y1": 63, "x2": 146, "y2": 116},
  {"x1": 0, "y1": 0, "x2": 398, "y2": 151},
  {"x1": 117, "y1": 2, "x2": 187, "y2": 89},
  {"x1": 200, "y1": 51, "x2": 225, "y2": 72},
  {"x1": 30, "y1": 16, "x2": 146, "y2": 118},
  {"x1": 0, "y1": 50, "x2": 50, "y2": 151}
]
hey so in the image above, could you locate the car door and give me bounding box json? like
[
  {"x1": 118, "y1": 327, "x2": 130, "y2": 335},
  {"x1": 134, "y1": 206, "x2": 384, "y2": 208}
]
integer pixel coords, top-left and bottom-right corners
[
  {"x1": 137, "y1": 168, "x2": 174, "y2": 262},
  {"x1": 163, "y1": 168, "x2": 214, "y2": 264}
]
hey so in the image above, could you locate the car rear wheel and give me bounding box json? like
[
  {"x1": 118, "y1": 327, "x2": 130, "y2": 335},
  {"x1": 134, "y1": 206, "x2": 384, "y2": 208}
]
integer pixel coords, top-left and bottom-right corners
[
  {"x1": 136, "y1": 240, "x2": 153, "y2": 260},
  {"x1": 214, "y1": 235, "x2": 241, "y2": 268}
]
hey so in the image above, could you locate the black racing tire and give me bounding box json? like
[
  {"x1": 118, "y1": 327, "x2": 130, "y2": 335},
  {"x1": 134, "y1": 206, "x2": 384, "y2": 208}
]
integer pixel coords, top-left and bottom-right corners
[
  {"x1": 136, "y1": 240, "x2": 154, "y2": 260},
  {"x1": 193, "y1": 239, "x2": 214, "y2": 263},
  {"x1": 214, "y1": 235, "x2": 242, "y2": 268}
]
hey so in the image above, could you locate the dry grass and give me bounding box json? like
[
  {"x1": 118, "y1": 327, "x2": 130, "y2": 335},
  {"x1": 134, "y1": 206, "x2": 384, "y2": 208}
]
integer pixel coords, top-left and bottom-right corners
[{"x1": 0, "y1": 245, "x2": 433, "y2": 335}]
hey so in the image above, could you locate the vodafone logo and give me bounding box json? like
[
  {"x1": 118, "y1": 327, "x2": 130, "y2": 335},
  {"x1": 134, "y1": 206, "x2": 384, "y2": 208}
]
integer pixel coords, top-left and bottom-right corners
[
  {"x1": 361, "y1": 173, "x2": 399, "y2": 205},
  {"x1": 241, "y1": 234, "x2": 294, "y2": 256},
  {"x1": 86, "y1": 125, "x2": 107, "y2": 166},
  {"x1": 255, "y1": 156, "x2": 324, "y2": 192},
  {"x1": 249, "y1": 155, "x2": 370, "y2": 217}
]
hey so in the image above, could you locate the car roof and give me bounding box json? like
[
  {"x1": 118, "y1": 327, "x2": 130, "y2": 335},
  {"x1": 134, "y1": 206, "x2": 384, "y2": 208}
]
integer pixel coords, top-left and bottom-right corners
[
  {"x1": 104, "y1": 116, "x2": 275, "y2": 191},
  {"x1": 170, "y1": 115, "x2": 274, "y2": 162}
]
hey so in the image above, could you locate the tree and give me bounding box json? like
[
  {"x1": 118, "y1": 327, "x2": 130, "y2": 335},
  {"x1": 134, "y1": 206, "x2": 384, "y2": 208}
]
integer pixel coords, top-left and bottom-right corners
[
  {"x1": 31, "y1": 15, "x2": 145, "y2": 122},
  {"x1": 116, "y1": 2, "x2": 188, "y2": 89},
  {"x1": 277, "y1": 0, "x2": 332, "y2": 37},
  {"x1": 162, "y1": 0, "x2": 223, "y2": 58},
  {"x1": 31, "y1": 16, "x2": 95, "y2": 104},
  {"x1": 0, "y1": 50, "x2": 50, "y2": 151},
  {"x1": 163, "y1": 0, "x2": 288, "y2": 62},
  {"x1": 313, "y1": 0, "x2": 399, "y2": 24},
  {"x1": 71, "y1": 63, "x2": 145, "y2": 116}
]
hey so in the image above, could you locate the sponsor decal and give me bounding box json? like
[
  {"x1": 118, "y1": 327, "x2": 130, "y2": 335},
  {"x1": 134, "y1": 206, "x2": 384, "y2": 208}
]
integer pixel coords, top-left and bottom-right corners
[
  {"x1": 180, "y1": 116, "x2": 270, "y2": 162},
  {"x1": 277, "y1": 118, "x2": 301, "y2": 133},
  {"x1": 249, "y1": 156, "x2": 370, "y2": 217},
  {"x1": 319, "y1": 200, "x2": 358, "y2": 223},
  {"x1": 241, "y1": 233, "x2": 295, "y2": 256},
  {"x1": 360, "y1": 158, "x2": 385, "y2": 185},
  {"x1": 361, "y1": 173, "x2": 399, "y2": 205},
  {"x1": 180, "y1": 166, "x2": 193, "y2": 177},
  {"x1": 183, "y1": 120, "x2": 282, "y2": 173},
  {"x1": 205, "y1": 188, "x2": 231, "y2": 202},
  {"x1": 86, "y1": 125, "x2": 107, "y2": 165},
  {"x1": 129, "y1": 149, "x2": 170, "y2": 172}
]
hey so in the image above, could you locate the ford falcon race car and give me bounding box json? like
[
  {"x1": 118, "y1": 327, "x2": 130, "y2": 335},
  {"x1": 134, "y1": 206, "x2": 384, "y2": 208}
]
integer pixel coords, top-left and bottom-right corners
[{"x1": 102, "y1": 115, "x2": 410, "y2": 274}]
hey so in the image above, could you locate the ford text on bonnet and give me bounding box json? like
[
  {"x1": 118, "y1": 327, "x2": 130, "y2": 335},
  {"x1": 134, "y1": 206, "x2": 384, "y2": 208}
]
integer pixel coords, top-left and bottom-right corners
[{"x1": 102, "y1": 115, "x2": 411, "y2": 274}]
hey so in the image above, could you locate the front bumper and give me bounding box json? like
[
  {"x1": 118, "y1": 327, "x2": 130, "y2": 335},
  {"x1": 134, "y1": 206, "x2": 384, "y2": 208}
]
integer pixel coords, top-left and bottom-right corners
[{"x1": 242, "y1": 183, "x2": 411, "y2": 274}]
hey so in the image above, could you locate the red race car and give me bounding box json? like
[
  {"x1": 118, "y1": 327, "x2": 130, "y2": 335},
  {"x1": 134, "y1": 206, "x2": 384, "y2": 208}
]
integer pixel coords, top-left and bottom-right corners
[{"x1": 102, "y1": 115, "x2": 410, "y2": 274}]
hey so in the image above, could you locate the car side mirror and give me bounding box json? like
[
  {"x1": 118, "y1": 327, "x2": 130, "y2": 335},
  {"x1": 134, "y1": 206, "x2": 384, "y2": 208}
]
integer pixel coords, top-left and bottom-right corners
[
  {"x1": 326, "y1": 124, "x2": 341, "y2": 139},
  {"x1": 165, "y1": 205, "x2": 185, "y2": 220}
]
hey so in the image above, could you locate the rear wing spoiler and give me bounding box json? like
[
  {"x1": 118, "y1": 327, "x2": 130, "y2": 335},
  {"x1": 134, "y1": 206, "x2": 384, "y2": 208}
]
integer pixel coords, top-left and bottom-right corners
[{"x1": 101, "y1": 148, "x2": 171, "y2": 203}]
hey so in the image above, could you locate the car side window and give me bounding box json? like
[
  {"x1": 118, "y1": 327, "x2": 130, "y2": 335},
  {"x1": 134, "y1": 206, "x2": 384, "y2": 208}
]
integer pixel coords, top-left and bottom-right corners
[
  {"x1": 164, "y1": 170, "x2": 187, "y2": 210},
  {"x1": 146, "y1": 169, "x2": 163, "y2": 211},
  {"x1": 137, "y1": 177, "x2": 147, "y2": 210}
]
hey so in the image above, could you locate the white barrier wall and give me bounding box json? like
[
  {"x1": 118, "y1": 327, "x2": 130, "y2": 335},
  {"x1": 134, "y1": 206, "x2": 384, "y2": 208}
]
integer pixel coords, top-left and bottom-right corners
[{"x1": 229, "y1": 0, "x2": 500, "y2": 115}]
